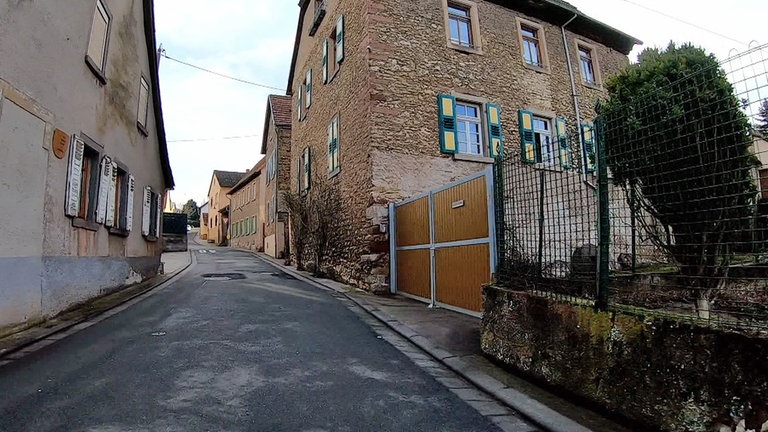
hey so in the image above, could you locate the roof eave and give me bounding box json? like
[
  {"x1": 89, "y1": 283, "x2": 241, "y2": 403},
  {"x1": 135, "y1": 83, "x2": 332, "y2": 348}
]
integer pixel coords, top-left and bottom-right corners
[{"x1": 142, "y1": 0, "x2": 175, "y2": 189}]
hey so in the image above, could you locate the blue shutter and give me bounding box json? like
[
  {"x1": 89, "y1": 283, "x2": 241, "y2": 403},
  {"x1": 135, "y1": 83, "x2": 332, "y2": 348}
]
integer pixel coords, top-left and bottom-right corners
[
  {"x1": 519, "y1": 110, "x2": 536, "y2": 163},
  {"x1": 437, "y1": 94, "x2": 457, "y2": 154},
  {"x1": 556, "y1": 117, "x2": 570, "y2": 169},
  {"x1": 486, "y1": 103, "x2": 503, "y2": 158},
  {"x1": 581, "y1": 122, "x2": 595, "y2": 173}
]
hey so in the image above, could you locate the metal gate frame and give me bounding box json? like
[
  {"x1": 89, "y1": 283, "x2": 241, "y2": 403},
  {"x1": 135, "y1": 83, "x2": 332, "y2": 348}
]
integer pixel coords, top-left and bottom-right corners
[{"x1": 389, "y1": 166, "x2": 497, "y2": 317}]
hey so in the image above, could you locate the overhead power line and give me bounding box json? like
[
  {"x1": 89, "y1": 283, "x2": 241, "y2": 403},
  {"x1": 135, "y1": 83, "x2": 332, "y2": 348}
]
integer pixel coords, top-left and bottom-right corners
[
  {"x1": 168, "y1": 134, "x2": 260, "y2": 143},
  {"x1": 616, "y1": 0, "x2": 748, "y2": 47},
  {"x1": 160, "y1": 52, "x2": 285, "y2": 91}
]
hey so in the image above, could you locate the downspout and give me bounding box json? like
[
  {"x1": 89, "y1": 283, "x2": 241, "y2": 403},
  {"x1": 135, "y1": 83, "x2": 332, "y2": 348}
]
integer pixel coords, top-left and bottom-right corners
[{"x1": 561, "y1": 14, "x2": 589, "y2": 185}]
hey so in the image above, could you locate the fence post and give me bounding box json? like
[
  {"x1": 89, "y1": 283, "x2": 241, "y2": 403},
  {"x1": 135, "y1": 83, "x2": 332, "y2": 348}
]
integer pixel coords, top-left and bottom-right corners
[
  {"x1": 493, "y1": 160, "x2": 506, "y2": 280},
  {"x1": 595, "y1": 117, "x2": 610, "y2": 310}
]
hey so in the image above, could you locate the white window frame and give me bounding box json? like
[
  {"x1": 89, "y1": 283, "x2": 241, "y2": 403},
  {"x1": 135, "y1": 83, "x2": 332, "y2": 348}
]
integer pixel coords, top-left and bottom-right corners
[
  {"x1": 576, "y1": 41, "x2": 601, "y2": 87},
  {"x1": 447, "y1": 4, "x2": 472, "y2": 47},
  {"x1": 455, "y1": 101, "x2": 483, "y2": 156},
  {"x1": 516, "y1": 18, "x2": 549, "y2": 72},
  {"x1": 533, "y1": 115, "x2": 555, "y2": 165}
]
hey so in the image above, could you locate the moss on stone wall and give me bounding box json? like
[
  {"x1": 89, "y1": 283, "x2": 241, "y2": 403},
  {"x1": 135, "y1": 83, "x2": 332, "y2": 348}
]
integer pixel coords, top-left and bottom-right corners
[{"x1": 482, "y1": 286, "x2": 768, "y2": 432}]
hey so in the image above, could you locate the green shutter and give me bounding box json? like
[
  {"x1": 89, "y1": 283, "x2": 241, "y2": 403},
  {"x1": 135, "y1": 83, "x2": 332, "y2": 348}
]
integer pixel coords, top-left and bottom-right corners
[
  {"x1": 306, "y1": 69, "x2": 312, "y2": 109},
  {"x1": 335, "y1": 15, "x2": 345, "y2": 63},
  {"x1": 322, "y1": 39, "x2": 329, "y2": 84},
  {"x1": 437, "y1": 94, "x2": 458, "y2": 154},
  {"x1": 581, "y1": 122, "x2": 595, "y2": 173},
  {"x1": 519, "y1": 110, "x2": 536, "y2": 163},
  {"x1": 327, "y1": 122, "x2": 334, "y2": 172},
  {"x1": 297, "y1": 91, "x2": 302, "y2": 121},
  {"x1": 303, "y1": 147, "x2": 311, "y2": 191},
  {"x1": 486, "y1": 103, "x2": 504, "y2": 158},
  {"x1": 556, "y1": 117, "x2": 570, "y2": 169}
]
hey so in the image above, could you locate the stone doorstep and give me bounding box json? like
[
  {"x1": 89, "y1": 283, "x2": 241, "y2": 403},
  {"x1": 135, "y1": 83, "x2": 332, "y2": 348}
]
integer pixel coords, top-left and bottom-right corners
[
  {"x1": 253, "y1": 252, "x2": 595, "y2": 432},
  {"x1": 0, "y1": 255, "x2": 193, "y2": 362}
]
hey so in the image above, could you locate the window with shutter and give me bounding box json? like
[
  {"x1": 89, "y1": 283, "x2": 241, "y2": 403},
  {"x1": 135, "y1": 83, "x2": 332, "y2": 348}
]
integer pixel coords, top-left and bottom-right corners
[
  {"x1": 126, "y1": 175, "x2": 135, "y2": 232},
  {"x1": 328, "y1": 115, "x2": 340, "y2": 174},
  {"x1": 437, "y1": 94, "x2": 458, "y2": 154},
  {"x1": 518, "y1": 110, "x2": 537, "y2": 163},
  {"x1": 322, "y1": 39, "x2": 329, "y2": 84},
  {"x1": 486, "y1": 103, "x2": 504, "y2": 158},
  {"x1": 335, "y1": 15, "x2": 345, "y2": 64},
  {"x1": 66, "y1": 135, "x2": 101, "y2": 225},
  {"x1": 85, "y1": 0, "x2": 111, "y2": 83},
  {"x1": 137, "y1": 76, "x2": 149, "y2": 134},
  {"x1": 141, "y1": 187, "x2": 151, "y2": 236},
  {"x1": 581, "y1": 122, "x2": 596, "y2": 173},
  {"x1": 305, "y1": 69, "x2": 312, "y2": 109},
  {"x1": 556, "y1": 118, "x2": 570, "y2": 169},
  {"x1": 104, "y1": 161, "x2": 118, "y2": 227},
  {"x1": 96, "y1": 156, "x2": 112, "y2": 224},
  {"x1": 297, "y1": 90, "x2": 303, "y2": 121},
  {"x1": 302, "y1": 147, "x2": 312, "y2": 193}
]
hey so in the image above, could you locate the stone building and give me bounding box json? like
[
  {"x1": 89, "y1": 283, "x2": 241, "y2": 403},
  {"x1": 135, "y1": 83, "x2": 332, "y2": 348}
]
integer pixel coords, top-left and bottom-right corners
[
  {"x1": 0, "y1": 0, "x2": 174, "y2": 329},
  {"x1": 286, "y1": 0, "x2": 639, "y2": 291},
  {"x1": 228, "y1": 159, "x2": 267, "y2": 252},
  {"x1": 206, "y1": 170, "x2": 245, "y2": 246},
  {"x1": 261, "y1": 95, "x2": 293, "y2": 259}
]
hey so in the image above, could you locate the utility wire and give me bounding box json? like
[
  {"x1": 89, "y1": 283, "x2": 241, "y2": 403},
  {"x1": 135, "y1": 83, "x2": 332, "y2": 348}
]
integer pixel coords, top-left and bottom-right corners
[
  {"x1": 168, "y1": 134, "x2": 260, "y2": 143},
  {"x1": 160, "y1": 53, "x2": 285, "y2": 91},
  {"x1": 616, "y1": 0, "x2": 748, "y2": 47}
]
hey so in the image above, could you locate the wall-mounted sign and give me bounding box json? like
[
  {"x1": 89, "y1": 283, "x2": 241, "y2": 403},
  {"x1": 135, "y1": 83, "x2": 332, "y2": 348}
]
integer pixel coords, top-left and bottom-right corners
[
  {"x1": 52, "y1": 129, "x2": 69, "y2": 159},
  {"x1": 451, "y1": 200, "x2": 465, "y2": 209}
]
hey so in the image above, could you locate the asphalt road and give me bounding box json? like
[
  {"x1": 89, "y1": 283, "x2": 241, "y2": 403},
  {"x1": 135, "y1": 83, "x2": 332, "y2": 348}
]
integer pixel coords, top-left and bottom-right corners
[{"x1": 0, "y1": 246, "x2": 533, "y2": 432}]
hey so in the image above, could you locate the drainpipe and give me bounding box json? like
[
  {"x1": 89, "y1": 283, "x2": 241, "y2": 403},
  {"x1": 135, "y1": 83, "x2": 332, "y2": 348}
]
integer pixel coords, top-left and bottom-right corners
[{"x1": 561, "y1": 14, "x2": 589, "y2": 185}]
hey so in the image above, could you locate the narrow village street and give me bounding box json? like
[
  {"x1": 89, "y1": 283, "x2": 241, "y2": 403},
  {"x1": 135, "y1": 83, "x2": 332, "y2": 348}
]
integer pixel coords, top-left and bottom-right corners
[{"x1": 0, "y1": 240, "x2": 535, "y2": 432}]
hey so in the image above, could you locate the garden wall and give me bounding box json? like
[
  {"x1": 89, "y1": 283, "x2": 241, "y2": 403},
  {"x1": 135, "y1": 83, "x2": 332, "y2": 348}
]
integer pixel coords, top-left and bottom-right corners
[{"x1": 481, "y1": 285, "x2": 768, "y2": 432}]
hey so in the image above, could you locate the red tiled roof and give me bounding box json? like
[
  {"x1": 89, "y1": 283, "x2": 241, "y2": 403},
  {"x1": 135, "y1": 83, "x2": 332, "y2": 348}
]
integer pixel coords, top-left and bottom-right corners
[{"x1": 269, "y1": 95, "x2": 293, "y2": 128}]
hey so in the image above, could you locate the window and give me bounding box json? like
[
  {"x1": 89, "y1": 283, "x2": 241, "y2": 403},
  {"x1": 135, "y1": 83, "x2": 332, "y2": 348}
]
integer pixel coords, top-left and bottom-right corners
[
  {"x1": 305, "y1": 69, "x2": 312, "y2": 109},
  {"x1": 437, "y1": 94, "x2": 503, "y2": 159},
  {"x1": 448, "y1": 5, "x2": 472, "y2": 47},
  {"x1": 521, "y1": 25, "x2": 541, "y2": 67},
  {"x1": 577, "y1": 43, "x2": 600, "y2": 86},
  {"x1": 267, "y1": 152, "x2": 277, "y2": 183},
  {"x1": 533, "y1": 116, "x2": 554, "y2": 164},
  {"x1": 85, "y1": 0, "x2": 111, "y2": 83},
  {"x1": 107, "y1": 163, "x2": 134, "y2": 233},
  {"x1": 137, "y1": 76, "x2": 149, "y2": 134},
  {"x1": 142, "y1": 187, "x2": 162, "y2": 239},
  {"x1": 309, "y1": 0, "x2": 326, "y2": 36},
  {"x1": 456, "y1": 102, "x2": 482, "y2": 155},
  {"x1": 322, "y1": 15, "x2": 345, "y2": 84},
  {"x1": 297, "y1": 88, "x2": 303, "y2": 121},
  {"x1": 266, "y1": 200, "x2": 271, "y2": 225},
  {"x1": 328, "y1": 115, "x2": 340, "y2": 174},
  {"x1": 65, "y1": 136, "x2": 102, "y2": 228},
  {"x1": 299, "y1": 147, "x2": 311, "y2": 193},
  {"x1": 760, "y1": 169, "x2": 768, "y2": 200}
]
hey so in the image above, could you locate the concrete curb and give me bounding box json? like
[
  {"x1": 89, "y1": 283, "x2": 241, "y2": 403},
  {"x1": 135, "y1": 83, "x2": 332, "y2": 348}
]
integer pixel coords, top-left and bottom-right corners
[
  {"x1": 252, "y1": 253, "x2": 594, "y2": 432},
  {"x1": 0, "y1": 251, "x2": 195, "y2": 362}
]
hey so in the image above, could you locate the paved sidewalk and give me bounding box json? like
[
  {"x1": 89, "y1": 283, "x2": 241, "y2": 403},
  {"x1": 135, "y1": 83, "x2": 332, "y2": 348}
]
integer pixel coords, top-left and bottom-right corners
[
  {"x1": 255, "y1": 253, "x2": 632, "y2": 432},
  {"x1": 161, "y1": 249, "x2": 192, "y2": 274},
  {"x1": 0, "y1": 252, "x2": 193, "y2": 362}
]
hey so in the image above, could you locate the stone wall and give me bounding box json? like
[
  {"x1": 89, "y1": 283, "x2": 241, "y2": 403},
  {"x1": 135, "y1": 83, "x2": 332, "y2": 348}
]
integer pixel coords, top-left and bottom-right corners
[
  {"x1": 289, "y1": 0, "x2": 379, "y2": 289},
  {"x1": 481, "y1": 286, "x2": 768, "y2": 432}
]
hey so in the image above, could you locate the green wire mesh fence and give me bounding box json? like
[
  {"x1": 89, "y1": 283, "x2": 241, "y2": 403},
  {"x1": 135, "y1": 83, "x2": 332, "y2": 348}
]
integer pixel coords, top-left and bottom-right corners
[{"x1": 495, "y1": 43, "x2": 768, "y2": 329}]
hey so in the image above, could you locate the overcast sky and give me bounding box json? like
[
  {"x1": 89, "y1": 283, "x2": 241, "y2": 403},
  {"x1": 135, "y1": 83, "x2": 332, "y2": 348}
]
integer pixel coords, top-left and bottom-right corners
[{"x1": 154, "y1": 0, "x2": 767, "y2": 206}]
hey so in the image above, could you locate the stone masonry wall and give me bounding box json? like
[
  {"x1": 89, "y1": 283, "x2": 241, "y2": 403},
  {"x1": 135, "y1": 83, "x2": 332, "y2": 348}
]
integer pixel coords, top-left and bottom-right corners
[
  {"x1": 290, "y1": 0, "x2": 379, "y2": 288},
  {"x1": 482, "y1": 286, "x2": 768, "y2": 432}
]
